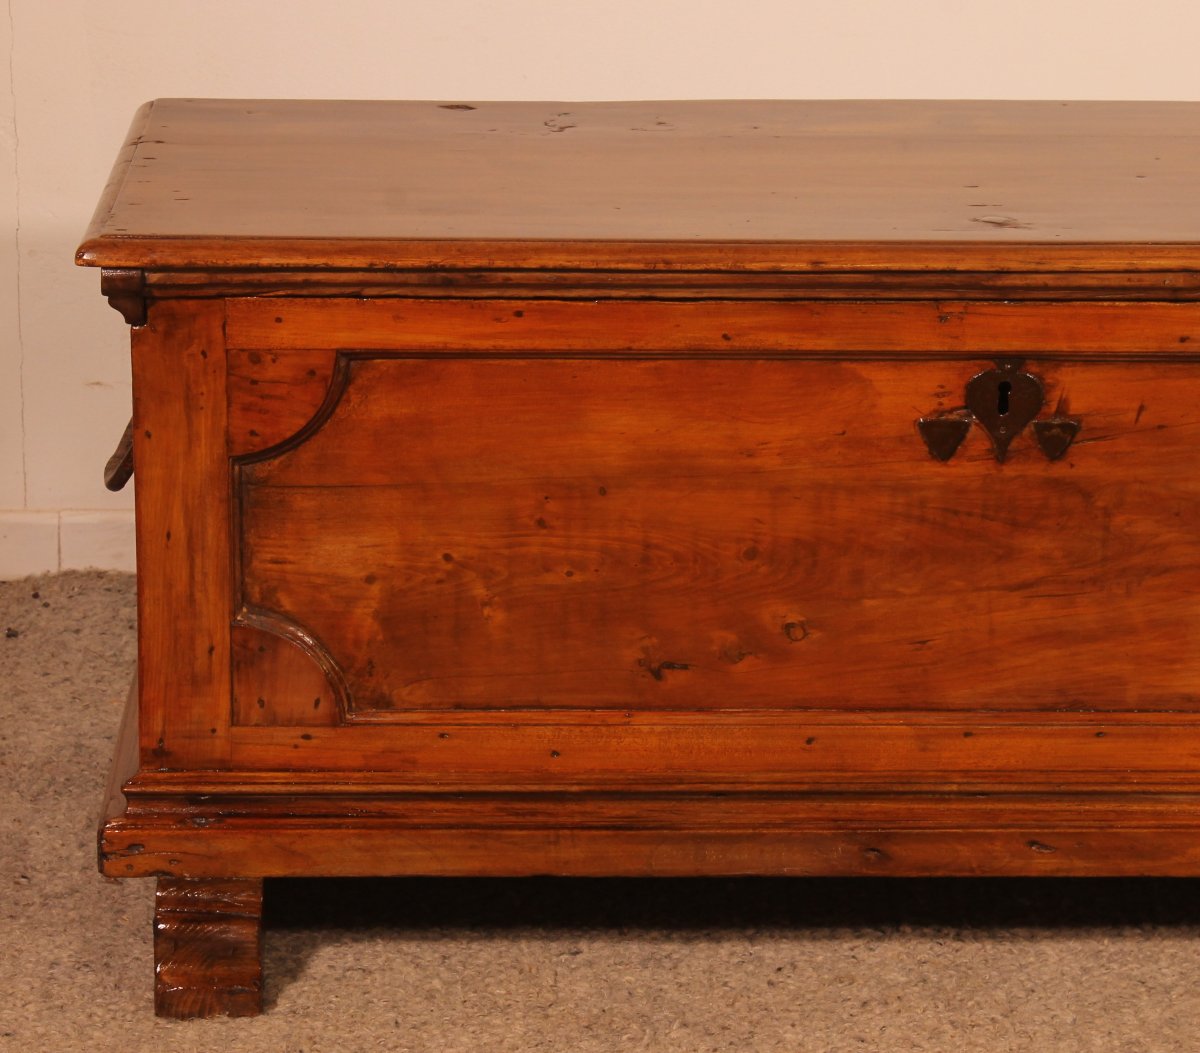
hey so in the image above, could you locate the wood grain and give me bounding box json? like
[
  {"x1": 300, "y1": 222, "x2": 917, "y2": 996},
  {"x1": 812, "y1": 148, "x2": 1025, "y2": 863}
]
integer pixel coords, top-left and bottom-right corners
[
  {"x1": 98, "y1": 675, "x2": 138, "y2": 850},
  {"x1": 225, "y1": 298, "x2": 1200, "y2": 356},
  {"x1": 109, "y1": 785, "x2": 1200, "y2": 824},
  {"x1": 231, "y1": 621, "x2": 340, "y2": 727},
  {"x1": 154, "y1": 878, "x2": 263, "y2": 1018},
  {"x1": 82, "y1": 100, "x2": 1200, "y2": 1016},
  {"x1": 237, "y1": 356, "x2": 1200, "y2": 723},
  {"x1": 140, "y1": 267, "x2": 1200, "y2": 303},
  {"x1": 226, "y1": 348, "x2": 339, "y2": 457},
  {"x1": 132, "y1": 300, "x2": 233, "y2": 767},
  {"x1": 76, "y1": 99, "x2": 1200, "y2": 273},
  {"x1": 105, "y1": 817, "x2": 1200, "y2": 879},
  {"x1": 224, "y1": 720, "x2": 1200, "y2": 785}
]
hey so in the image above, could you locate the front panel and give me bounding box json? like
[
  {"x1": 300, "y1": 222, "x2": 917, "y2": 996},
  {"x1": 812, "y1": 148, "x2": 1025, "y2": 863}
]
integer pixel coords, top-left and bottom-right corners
[{"x1": 211, "y1": 299, "x2": 1200, "y2": 787}]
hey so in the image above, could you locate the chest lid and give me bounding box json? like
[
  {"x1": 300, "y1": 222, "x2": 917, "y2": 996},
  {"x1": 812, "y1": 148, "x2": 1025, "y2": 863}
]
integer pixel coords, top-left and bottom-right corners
[{"x1": 76, "y1": 98, "x2": 1200, "y2": 275}]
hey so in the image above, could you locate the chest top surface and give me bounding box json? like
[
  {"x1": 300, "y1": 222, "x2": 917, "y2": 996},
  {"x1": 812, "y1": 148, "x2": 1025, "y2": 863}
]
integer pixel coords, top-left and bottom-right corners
[{"x1": 76, "y1": 98, "x2": 1200, "y2": 274}]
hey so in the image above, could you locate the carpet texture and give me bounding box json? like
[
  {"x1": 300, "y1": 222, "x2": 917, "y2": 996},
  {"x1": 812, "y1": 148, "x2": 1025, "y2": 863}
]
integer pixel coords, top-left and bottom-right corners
[{"x1": 2, "y1": 570, "x2": 1199, "y2": 1052}]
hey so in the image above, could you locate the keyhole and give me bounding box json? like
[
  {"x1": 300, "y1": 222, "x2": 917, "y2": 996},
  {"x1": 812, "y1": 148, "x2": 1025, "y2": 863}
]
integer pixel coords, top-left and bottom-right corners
[{"x1": 997, "y1": 380, "x2": 1012, "y2": 415}]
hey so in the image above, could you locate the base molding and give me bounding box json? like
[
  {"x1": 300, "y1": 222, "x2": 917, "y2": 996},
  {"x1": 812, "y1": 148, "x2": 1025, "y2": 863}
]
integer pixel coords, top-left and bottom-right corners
[
  {"x1": 101, "y1": 804, "x2": 1200, "y2": 879},
  {"x1": 101, "y1": 681, "x2": 1200, "y2": 881}
]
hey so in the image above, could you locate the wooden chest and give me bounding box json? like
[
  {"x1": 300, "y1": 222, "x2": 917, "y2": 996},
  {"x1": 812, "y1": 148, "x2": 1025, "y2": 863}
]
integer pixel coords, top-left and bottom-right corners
[{"x1": 79, "y1": 98, "x2": 1200, "y2": 1017}]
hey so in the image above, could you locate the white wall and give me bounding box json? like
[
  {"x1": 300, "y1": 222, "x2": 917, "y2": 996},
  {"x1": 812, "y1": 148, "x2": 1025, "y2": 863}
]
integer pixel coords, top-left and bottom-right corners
[{"x1": 3, "y1": 0, "x2": 1200, "y2": 577}]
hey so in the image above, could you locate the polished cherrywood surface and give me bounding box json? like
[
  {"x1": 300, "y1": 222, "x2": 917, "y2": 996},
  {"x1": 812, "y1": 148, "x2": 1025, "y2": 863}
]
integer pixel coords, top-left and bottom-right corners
[
  {"x1": 226, "y1": 298, "x2": 1200, "y2": 355},
  {"x1": 236, "y1": 354, "x2": 1200, "y2": 716},
  {"x1": 132, "y1": 300, "x2": 233, "y2": 768},
  {"x1": 78, "y1": 99, "x2": 1200, "y2": 272},
  {"x1": 153, "y1": 879, "x2": 263, "y2": 1018},
  {"x1": 80, "y1": 99, "x2": 1200, "y2": 1017}
]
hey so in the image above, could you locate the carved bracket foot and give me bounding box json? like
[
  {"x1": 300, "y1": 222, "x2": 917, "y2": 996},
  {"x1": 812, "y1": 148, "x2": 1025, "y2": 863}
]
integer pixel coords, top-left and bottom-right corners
[{"x1": 154, "y1": 878, "x2": 264, "y2": 1018}]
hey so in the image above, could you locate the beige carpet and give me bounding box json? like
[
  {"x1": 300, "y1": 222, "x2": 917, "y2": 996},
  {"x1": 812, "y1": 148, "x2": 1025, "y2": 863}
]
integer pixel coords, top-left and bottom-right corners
[{"x1": 2, "y1": 571, "x2": 1199, "y2": 1052}]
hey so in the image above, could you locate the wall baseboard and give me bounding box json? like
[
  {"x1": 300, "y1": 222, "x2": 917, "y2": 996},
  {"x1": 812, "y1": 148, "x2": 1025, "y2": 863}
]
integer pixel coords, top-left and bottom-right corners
[{"x1": 0, "y1": 510, "x2": 135, "y2": 578}]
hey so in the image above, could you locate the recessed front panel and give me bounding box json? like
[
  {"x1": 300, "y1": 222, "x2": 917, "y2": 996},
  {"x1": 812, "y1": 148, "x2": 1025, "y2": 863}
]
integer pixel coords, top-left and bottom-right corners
[{"x1": 233, "y1": 354, "x2": 1200, "y2": 722}]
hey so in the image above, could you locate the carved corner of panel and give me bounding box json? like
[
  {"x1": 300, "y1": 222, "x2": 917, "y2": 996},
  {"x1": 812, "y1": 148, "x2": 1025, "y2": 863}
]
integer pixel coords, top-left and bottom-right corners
[
  {"x1": 231, "y1": 608, "x2": 350, "y2": 726},
  {"x1": 100, "y1": 268, "x2": 148, "y2": 326}
]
